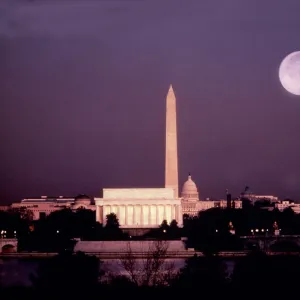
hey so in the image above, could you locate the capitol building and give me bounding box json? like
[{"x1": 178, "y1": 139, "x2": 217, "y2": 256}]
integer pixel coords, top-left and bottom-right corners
[{"x1": 1, "y1": 86, "x2": 242, "y2": 227}]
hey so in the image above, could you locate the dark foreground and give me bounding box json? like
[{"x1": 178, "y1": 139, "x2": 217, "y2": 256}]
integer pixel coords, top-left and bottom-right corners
[
  {"x1": 0, "y1": 251, "x2": 298, "y2": 299},
  {"x1": 0, "y1": 285, "x2": 293, "y2": 300}
]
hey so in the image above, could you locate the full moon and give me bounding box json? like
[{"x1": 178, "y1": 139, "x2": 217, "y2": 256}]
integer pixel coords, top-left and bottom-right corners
[{"x1": 279, "y1": 51, "x2": 300, "y2": 96}]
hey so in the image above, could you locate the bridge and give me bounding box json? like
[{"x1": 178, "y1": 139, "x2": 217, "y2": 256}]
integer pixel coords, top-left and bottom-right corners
[
  {"x1": 1, "y1": 251, "x2": 300, "y2": 259},
  {"x1": 1, "y1": 236, "x2": 300, "y2": 256},
  {"x1": 0, "y1": 238, "x2": 18, "y2": 253},
  {"x1": 240, "y1": 235, "x2": 300, "y2": 251}
]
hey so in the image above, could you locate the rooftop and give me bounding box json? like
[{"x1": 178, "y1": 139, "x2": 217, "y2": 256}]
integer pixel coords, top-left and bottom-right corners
[{"x1": 103, "y1": 188, "x2": 175, "y2": 199}]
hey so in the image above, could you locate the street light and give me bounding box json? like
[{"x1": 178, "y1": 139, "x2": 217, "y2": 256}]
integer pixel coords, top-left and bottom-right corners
[
  {"x1": 215, "y1": 229, "x2": 218, "y2": 233},
  {"x1": 163, "y1": 229, "x2": 166, "y2": 233},
  {"x1": 56, "y1": 230, "x2": 59, "y2": 234}
]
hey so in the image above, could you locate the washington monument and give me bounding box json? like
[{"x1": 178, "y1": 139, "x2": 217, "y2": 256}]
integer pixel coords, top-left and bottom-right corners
[{"x1": 165, "y1": 85, "x2": 179, "y2": 198}]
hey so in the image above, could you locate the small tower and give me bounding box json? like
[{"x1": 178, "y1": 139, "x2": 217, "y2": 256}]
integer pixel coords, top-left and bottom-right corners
[{"x1": 226, "y1": 189, "x2": 232, "y2": 208}]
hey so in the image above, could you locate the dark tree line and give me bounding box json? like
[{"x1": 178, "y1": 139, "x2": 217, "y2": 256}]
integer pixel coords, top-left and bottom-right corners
[
  {"x1": 23, "y1": 210, "x2": 132, "y2": 252},
  {"x1": 1, "y1": 250, "x2": 298, "y2": 297},
  {"x1": 1, "y1": 208, "x2": 181, "y2": 252},
  {"x1": 183, "y1": 205, "x2": 300, "y2": 252},
  {"x1": 0, "y1": 208, "x2": 33, "y2": 239},
  {"x1": 1, "y1": 209, "x2": 128, "y2": 252}
]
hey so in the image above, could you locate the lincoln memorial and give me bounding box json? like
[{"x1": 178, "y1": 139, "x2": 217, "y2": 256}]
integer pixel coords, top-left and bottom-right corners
[{"x1": 95, "y1": 188, "x2": 183, "y2": 228}]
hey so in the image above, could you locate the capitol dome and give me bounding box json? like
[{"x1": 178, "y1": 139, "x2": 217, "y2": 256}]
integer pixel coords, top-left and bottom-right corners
[{"x1": 181, "y1": 174, "x2": 199, "y2": 201}]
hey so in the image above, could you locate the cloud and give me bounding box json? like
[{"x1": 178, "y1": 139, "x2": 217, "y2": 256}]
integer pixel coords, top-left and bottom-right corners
[{"x1": 0, "y1": 0, "x2": 139, "y2": 39}]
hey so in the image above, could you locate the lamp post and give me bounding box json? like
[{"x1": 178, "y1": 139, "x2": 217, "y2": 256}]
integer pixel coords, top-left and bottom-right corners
[
  {"x1": 228, "y1": 222, "x2": 235, "y2": 235},
  {"x1": 273, "y1": 221, "x2": 280, "y2": 236}
]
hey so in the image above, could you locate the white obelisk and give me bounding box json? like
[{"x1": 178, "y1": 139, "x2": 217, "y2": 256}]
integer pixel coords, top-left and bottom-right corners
[{"x1": 165, "y1": 85, "x2": 179, "y2": 198}]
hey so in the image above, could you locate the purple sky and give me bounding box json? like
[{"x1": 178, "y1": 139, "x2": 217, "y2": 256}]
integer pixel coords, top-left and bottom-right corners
[{"x1": 1, "y1": 0, "x2": 300, "y2": 204}]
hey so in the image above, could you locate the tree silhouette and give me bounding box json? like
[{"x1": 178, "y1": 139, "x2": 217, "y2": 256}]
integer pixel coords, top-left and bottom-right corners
[
  {"x1": 232, "y1": 251, "x2": 300, "y2": 295},
  {"x1": 270, "y1": 240, "x2": 300, "y2": 252},
  {"x1": 0, "y1": 209, "x2": 31, "y2": 240},
  {"x1": 104, "y1": 213, "x2": 126, "y2": 240},
  {"x1": 160, "y1": 220, "x2": 169, "y2": 231},
  {"x1": 173, "y1": 254, "x2": 228, "y2": 291},
  {"x1": 183, "y1": 205, "x2": 300, "y2": 251},
  {"x1": 31, "y1": 251, "x2": 101, "y2": 292},
  {"x1": 119, "y1": 240, "x2": 176, "y2": 286},
  {"x1": 169, "y1": 220, "x2": 181, "y2": 239},
  {"x1": 105, "y1": 213, "x2": 120, "y2": 229},
  {"x1": 9, "y1": 207, "x2": 34, "y2": 221},
  {"x1": 170, "y1": 220, "x2": 178, "y2": 228}
]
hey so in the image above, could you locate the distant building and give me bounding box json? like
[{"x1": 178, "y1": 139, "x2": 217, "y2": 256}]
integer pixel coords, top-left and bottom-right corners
[
  {"x1": 241, "y1": 187, "x2": 279, "y2": 203},
  {"x1": 275, "y1": 200, "x2": 300, "y2": 213},
  {"x1": 0, "y1": 206, "x2": 9, "y2": 211},
  {"x1": 9, "y1": 194, "x2": 95, "y2": 220},
  {"x1": 216, "y1": 199, "x2": 242, "y2": 209},
  {"x1": 181, "y1": 174, "x2": 206, "y2": 216},
  {"x1": 180, "y1": 174, "x2": 242, "y2": 217},
  {"x1": 95, "y1": 188, "x2": 182, "y2": 228}
]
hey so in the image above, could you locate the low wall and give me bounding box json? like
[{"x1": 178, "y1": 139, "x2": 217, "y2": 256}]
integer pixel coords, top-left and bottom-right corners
[{"x1": 74, "y1": 240, "x2": 186, "y2": 253}]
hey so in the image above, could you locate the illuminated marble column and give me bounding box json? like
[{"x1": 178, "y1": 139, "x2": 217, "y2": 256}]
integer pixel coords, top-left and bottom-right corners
[
  {"x1": 178, "y1": 205, "x2": 183, "y2": 225},
  {"x1": 141, "y1": 205, "x2": 144, "y2": 225},
  {"x1": 172, "y1": 205, "x2": 176, "y2": 221},
  {"x1": 103, "y1": 206, "x2": 108, "y2": 225},
  {"x1": 148, "y1": 205, "x2": 151, "y2": 225},
  {"x1": 156, "y1": 205, "x2": 159, "y2": 225},
  {"x1": 117, "y1": 206, "x2": 120, "y2": 221},
  {"x1": 96, "y1": 205, "x2": 101, "y2": 223},
  {"x1": 133, "y1": 206, "x2": 136, "y2": 225},
  {"x1": 125, "y1": 206, "x2": 128, "y2": 225},
  {"x1": 119, "y1": 206, "x2": 124, "y2": 225},
  {"x1": 163, "y1": 205, "x2": 167, "y2": 221},
  {"x1": 175, "y1": 205, "x2": 179, "y2": 221}
]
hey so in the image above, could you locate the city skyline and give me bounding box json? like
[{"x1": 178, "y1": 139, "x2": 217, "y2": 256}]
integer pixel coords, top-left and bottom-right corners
[{"x1": 1, "y1": 0, "x2": 300, "y2": 204}]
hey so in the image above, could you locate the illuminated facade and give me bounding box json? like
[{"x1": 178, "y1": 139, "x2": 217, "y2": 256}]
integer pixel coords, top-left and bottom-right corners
[
  {"x1": 95, "y1": 188, "x2": 182, "y2": 228},
  {"x1": 9, "y1": 195, "x2": 95, "y2": 220},
  {"x1": 275, "y1": 200, "x2": 300, "y2": 213},
  {"x1": 181, "y1": 174, "x2": 242, "y2": 217}
]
